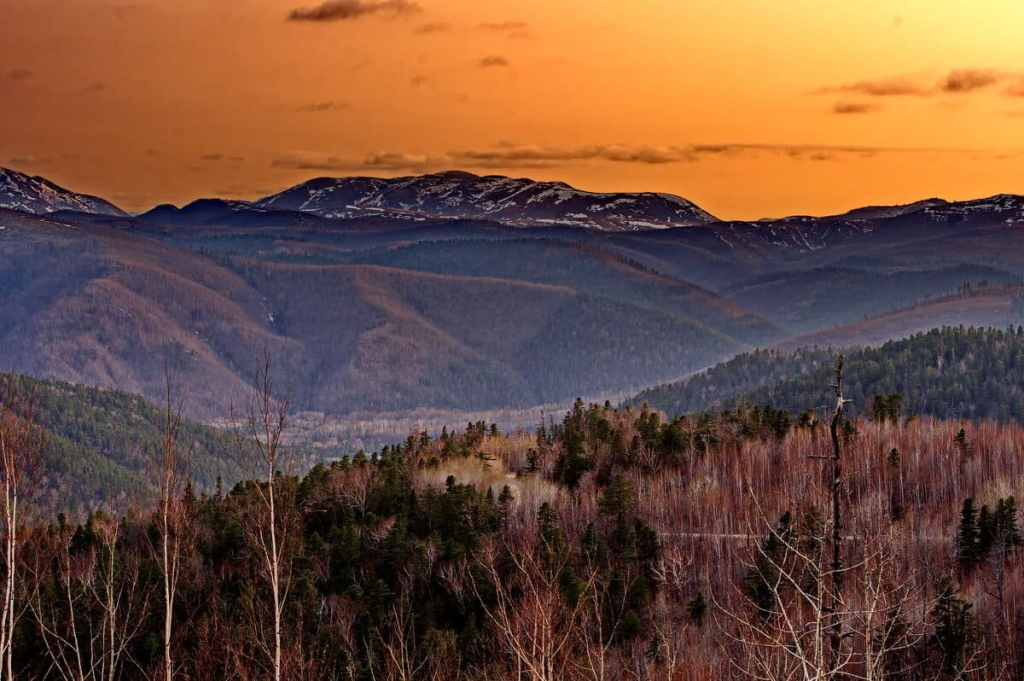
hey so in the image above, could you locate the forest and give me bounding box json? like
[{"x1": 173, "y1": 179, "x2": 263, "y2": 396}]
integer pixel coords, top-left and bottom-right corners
[
  {"x1": 0, "y1": 360, "x2": 1020, "y2": 680},
  {"x1": 633, "y1": 326, "x2": 1024, "y2": 423}
]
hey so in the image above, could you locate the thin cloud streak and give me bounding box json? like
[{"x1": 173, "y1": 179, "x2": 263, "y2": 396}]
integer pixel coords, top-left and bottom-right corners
[
  {"x1": 414, "y1": 22, "x2": 450, "y2": 34},
  {"x1": 812, "y1": 76, "x2": 929, "y2": 97},
  {"x1": 815, "y1": 68, "x2": 1024, "y2": 98},
  {"x1": 3, "y1": 69, "x2": 32, "y2": 82},
  {"x1": 831, "y1": 101, "x2": 881, "y2": 114},
  {"x1": 287, "y1": 0, "x2": 421, "y2": 22},
  {"x1": 296, "y1": 101, "x2": 352, "y2": 113},
  {"x1": 938, "y1": 68, "x2": 1000, "y2": 93},
  {"x1": 478, "y1": 56, "x2": 511, "y2": 68},
  {"x1": 479, "y1": 21, "x2": 530, "y2": 38},
  {"x1": 271, "y1": 142, "x2": 983, "y2": 173}
]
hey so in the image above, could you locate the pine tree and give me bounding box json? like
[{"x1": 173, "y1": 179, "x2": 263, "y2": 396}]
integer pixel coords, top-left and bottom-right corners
[
  {"x1": 994, "y1": 496, "x2": 1023, "y2": 551},
  {"x1": 929, "y1": 577, "x2": 983, "y2": 679},
  {"x1": 956, "y1": 498, "x2": 981, "y2": 569},
  {"x1": 687, "y1": 592, "x2": 708, "y2": 626},
  {"x1": 598, "y1": 474, "x2": 634, "y2": 517},
  {"x1": 954, "y1": 428, "x2": 971, "y2": 457}
]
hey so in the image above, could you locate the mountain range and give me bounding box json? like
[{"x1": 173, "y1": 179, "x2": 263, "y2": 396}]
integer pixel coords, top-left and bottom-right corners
[
  {"x1": 2, "y1": 165, "x2": 1024, "y2": 425},
  {"x1": 253, "y1": 170, "x2": 718, "y2": 230}
]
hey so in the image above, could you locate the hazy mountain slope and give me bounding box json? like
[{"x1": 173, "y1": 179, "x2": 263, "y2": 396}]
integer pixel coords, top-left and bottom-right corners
[
  {"x1": 0, "y1": 210, "x2": 752, "y2": 417},
  {"x1": 0, "y1": 167, "x2": 127, "y2": 216},
  {"x1": 231, "y1": 261, "x2": 748, "y2": 412},
  {"x1": 0, "y1": 211, "x2": 290, "y2": 416},
  {"x1": 256, "y1": 170, "x2": 717, "y2": 231},
  {"x1": 599, "y1": 196, "x2": 1024, "y2": 291},
  {"x1": 344, "y1": 238, "x2": 784, "y2": 344},
  {"x1": 773, "y1": 284, "x2": 1024, "y2": 352},
  {"x1": 723, "y1": 264, "x2": 1018, "y2": 332}
]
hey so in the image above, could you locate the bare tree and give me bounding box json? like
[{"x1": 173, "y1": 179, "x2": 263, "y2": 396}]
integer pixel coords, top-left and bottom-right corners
[
  {"x1": 723, "y1": 358, "x2": 924, "y2": 680},
  {"x1": 473, "y1": 528, "x2": 595, "y2": 681},
  {"x1": 0, "y1": 376, "x2": 44, "y2": 679},
  {"x1": 230, "y1": 353, "x2": 293, "y2": 681},
  {"x1": 26, "y1": 521, "x2": 95, "y2": 681},
  {"x1": 152, "y1": 373, "x2": 192, "y2": 681},
  {"x1": 826, "y1": 356, "x2": 849, "y2": 672},
  {"x1": 90, "y1": 512, "x2": 151, "y2": 681}
]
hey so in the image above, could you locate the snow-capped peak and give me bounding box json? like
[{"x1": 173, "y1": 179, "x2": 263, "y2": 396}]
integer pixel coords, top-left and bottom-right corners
[
  {"x1": 256, "y1": 171, "x2": 717, "y2": 231},
  {"x1": 0, "y1": 167, "x2": 127, "y2": 217}
]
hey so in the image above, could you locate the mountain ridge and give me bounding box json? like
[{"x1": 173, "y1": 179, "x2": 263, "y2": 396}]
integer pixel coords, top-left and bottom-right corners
[
  {"x1": 254, "y1": 170, "x2": 719, "y2": 231},
  {"x1": 0, "y1": 167, "x2": 128, "y2": 217}
]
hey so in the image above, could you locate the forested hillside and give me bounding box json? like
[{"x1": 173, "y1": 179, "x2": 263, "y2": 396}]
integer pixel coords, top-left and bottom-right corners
[
  {"x1": 634, "y1": 326, "x2": 1024, "y2": 422},
  {"x1": 0, "y1": 374, "x2": 238, "y2": 509},
  {"x1": 2, "y1": 387, "x2": 1020, "y2": 679}
]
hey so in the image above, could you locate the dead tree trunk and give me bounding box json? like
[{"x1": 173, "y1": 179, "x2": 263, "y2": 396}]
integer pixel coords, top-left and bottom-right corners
[{"x1": 827, "y1": 356, "x2": 847, "y2": 677}]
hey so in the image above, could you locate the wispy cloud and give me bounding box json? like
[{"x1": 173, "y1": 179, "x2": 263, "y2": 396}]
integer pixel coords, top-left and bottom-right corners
[
  {"x1": 480, "y1": 21, "x2": 530, "y2": 38},
  {"x1": 831, "y1": 101, "x2": 881, "y2": 115},
  {"x1": 812, "y1": 76, "x2": 928, "y2": 97},
  {"x1": 414, "y1": 21, "x2": 450, "y2": 34},
  {"x1": 937, "y1": 68, "x2": 1000, "y2": 93},
  {"x1": 271, "y1": 141, "x2": 969, "y2": 174},
  {"x1": 478, "y1": 55, "x2": 510, "y2": 68},
  {"x1": 815, "y1": 68, "x2": 1024, "y2": 99},
  {"x1": 3, "y1": 69, "x2": 32, "y2": 83},
  {"x1": 273, "y1": 151, "x2": 432, "y2": 171},
  {"x1": 287, "y1": 0, "x2": 421, "y2": 22},
  {"x1": 296, "y1": 101, "x2": 351, "y2": 113},
  {"x1": 7, "y1": 155, "x2": 44, "y2": 167},
  {"x1": 200, "y1": 153, "x2": 244, "y2": 162}
]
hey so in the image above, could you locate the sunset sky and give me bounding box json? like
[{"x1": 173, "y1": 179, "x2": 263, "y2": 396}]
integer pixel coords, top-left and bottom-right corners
[{"x1": 5, "y1": 0, "x2": 1024, "y2": 219}]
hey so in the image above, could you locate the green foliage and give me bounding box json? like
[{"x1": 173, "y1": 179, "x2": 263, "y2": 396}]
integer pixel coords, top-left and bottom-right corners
[
  {"x1": 929, "y1": 577, "x2": 984, "y2": 679},
  {"x1": 634, "y1": 326, "x2": 1024, "y2": 423},
  {"x1": 958, "y1": 495, "x2": 1023, "y2": 570},
  {"x1": 956, "y1": 498, "x2": 982, "y2": 569},
  {"x1": 0, "y1": 373, "x2": 237, "y2": 509},
  {"x1": 687, "y1": 592, "x2": 708, "y2": 626},
  {"x1": 871, "y1": 393, "x2": 904, "y2": 423}
]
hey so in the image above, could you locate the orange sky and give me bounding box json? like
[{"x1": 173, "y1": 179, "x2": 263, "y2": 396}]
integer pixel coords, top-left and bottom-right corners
[{"x1": 4, "y1": 0, "x2": 1024, "y2": 219}]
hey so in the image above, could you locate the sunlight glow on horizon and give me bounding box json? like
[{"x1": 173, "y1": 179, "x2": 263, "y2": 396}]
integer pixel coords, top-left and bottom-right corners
[{"x1": 4, "y1": 0, "x2": 1024, "y2": 219}]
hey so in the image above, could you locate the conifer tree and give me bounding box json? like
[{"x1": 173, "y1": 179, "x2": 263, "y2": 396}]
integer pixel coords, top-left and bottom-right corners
[{"x1": 956, "y1": 498, "x2": 981, "y2": 569}]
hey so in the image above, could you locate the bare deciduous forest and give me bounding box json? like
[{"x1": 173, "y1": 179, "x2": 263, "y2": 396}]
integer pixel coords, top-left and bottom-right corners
[{"x1": 0, "y1": 360, "x2": 1020, "y2": 680}]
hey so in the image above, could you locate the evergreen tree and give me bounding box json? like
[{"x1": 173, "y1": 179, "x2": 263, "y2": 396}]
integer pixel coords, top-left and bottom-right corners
[
  {"x1": 929, "y1": 577, "x2": 983, "y2": 679},
  {"x1": 956, "y1": 498, "x2": 981, "y2": 569},
  {"x1": 687, "y1": 592, "x2": 708, "y2": 626}
]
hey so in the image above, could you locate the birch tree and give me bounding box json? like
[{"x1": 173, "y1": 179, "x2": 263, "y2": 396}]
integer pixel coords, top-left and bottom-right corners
[
  {"x1": 230, "y1": 354, "x2": 293, "y2": 681},
  {"x1": 0, "y1": 377, "x2": 44, "y2": 679}
]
